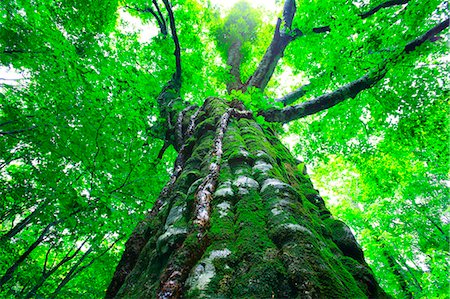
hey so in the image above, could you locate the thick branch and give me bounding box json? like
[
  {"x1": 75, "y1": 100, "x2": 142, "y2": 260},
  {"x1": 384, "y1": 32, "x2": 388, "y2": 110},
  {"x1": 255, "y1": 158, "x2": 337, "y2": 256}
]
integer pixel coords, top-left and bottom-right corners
[
  {"x1": 162, "y1": 0, "x2": 181, "y2": 83},
  {"x1": 405, "y1": 18, "x2": 449, "y2": 53},
  {"x1": 306, "y1": 0, "x2": 410, "y2": 35},
  {"x1": 359, "y1": 0, "x2": 409, "y2": 19},
  {"x1": 275, "y1": 83, "x2": 310, "y2": 106},
  {"x1": 262, "y1": 70, "x2": 386, "y2": 123},
  {"x1": 152, "y1": 0, "x2": 168, "y2": 35},
  {"x1": 262, "y1": 19, "x2": 449, "y2": 123},
  {"x1": 152, "y1": 0, "x2": 184, "y2": 148},
  {"x1": 312, "y1": 26, "x2": 331, "y2": 33},
  {"x1": 245, "y1": 0, "x2": 297, "y2": 91}
]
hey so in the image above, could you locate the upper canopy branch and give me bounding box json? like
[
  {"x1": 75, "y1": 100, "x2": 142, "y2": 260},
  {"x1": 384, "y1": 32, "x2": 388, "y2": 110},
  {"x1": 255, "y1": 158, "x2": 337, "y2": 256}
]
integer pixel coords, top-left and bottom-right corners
[
  {"x1": 151, "y1": 0, "x2": 184, "y2": 145},
  {"x1": 302, "y1": 0, "x2": 410, "y2": 35},
  {"x1": 261, "y1": 18, "x2": 449, "y2": 123},
  {"x1": 125, "y1": 2, "x2": 168, "y2": 36},
  {"x1": 359, "y1": 0, "x2": 409, "y2": 19},
  {"x1": 162, "y1": 0, "x2": 182, "y2": 84},
  {"x1": 275, "y1": 83, "x2": 310, "y2": 106},
  {"x1": 152, "y1": 0, "x2": 168, "y2": 35},
  {"x1": 244, "y1": 0, "x2": 408, "y2": 93},
  {"x1": 244, "y1": 0, "x2": 298, "y2": 91}
]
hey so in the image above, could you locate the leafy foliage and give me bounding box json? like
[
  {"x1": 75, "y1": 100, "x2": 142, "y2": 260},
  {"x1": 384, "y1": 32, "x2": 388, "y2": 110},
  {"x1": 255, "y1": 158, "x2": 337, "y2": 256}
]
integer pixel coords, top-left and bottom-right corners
[{"x1": 0, "y1": 0, "x2": 448, "y2": 298}]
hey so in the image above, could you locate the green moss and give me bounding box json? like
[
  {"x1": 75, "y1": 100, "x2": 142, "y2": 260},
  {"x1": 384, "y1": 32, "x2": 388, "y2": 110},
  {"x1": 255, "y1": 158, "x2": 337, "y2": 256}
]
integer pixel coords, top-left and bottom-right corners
[
  {"x1": 203, "y1": 97, "x2": 229, "y2": 117},
  {"x1": 302, "y1": 197, "x2": 319, "y2": 213},
  {"x1": 176, "y1": 169, "x2": 201, "y2": 191},
  {"x1": 195, "y1": 117, "x2": 218, "y2": 137},
  {"x1": 185, "y1": 287, "x2": 202, "y2": 299},
  {"x1": 229, "y1": 257, "x2": 292, "y2": 298},
  {"x1": 116, "y1": 98, "x2": 386, "y2": 298},
  {"x1": 326, "y1": 219, "x2": 365, "y2": 263},
  {"x1": 217, "y1": 165, "x2": 233, "y2": 184},
  {"x1": 339, "y1": 256, "x2": 381, "y2": 296},
  {"x1": 209, "y1": 203, "x2": 235, "y2": 241}
]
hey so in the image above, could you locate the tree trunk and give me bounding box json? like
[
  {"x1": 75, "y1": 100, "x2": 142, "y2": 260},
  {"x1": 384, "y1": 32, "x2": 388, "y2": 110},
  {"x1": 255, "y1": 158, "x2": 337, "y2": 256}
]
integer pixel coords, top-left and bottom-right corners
[
  {"x1": 106, "y1": 98, "x2": 388, "y2": 298},
  {"x1": 383, "y1": 250, "x2": 412, "y2": 299},
  {"x1": 0, "y1": 199, "x2": 49, "y2": 243},
  {"x1": 0, "y1": 220, "x2": 59, "y2": 288}
]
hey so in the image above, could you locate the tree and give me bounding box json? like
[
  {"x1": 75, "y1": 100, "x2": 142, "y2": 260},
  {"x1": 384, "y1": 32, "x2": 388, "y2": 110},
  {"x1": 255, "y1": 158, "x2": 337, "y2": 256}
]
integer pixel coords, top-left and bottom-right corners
[{"x1": 0, "y1": 0, "x2": 447, "y2": 298}]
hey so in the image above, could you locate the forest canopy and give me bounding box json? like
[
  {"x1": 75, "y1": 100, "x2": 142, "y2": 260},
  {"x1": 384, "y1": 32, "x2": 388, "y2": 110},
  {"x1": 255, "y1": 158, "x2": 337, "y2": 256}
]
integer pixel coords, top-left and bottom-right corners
[{"x1": 0, "y1": 0, "x2": 448, "y2": 298}]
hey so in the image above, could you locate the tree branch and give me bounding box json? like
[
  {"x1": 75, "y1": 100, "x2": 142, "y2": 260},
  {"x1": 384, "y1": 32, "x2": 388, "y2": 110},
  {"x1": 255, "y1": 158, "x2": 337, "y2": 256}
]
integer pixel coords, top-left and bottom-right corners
[
  {"x1": 0, "y1": 125, "x2": 37, "y2": 136},
  {"x1": 404, "y1": 18, "x2": 449, "y2": 53},
  {"x1": 245, "y1": 0, "x2": 298, "y2": 91},
  {"x1": 359, "y1": 0, "x2": 409, "y2": 19},
  {"x1": 261, "y1": 70, "x2": 386, "y2": 123},
  {"x1": 305, "y1": 0, "x2": 410, "y2": 35},
  {"x1": 152, "y1": 0, "x2": 168, "y2": 35},
  {"x1": 0, "y1": 219, "x2": 61, "y2": 288},
  {"x1": 51, "y1": 235, "x2": 124, "y2": 298},
  {"x1": 153, "y1": 0, "x2": 184, "y2": 147},
  {"x1": 0, "y1": 199, "x2": 49, "y2": 243},
  {"x1": 275, "y1": 83, "x2": 310, "y2": 106},
  {"x1": 261, "y1": 19, "x2": 449, "y2": 123},
  {"x1": 162, "y1": 0, "x2": 181, "y2": 84},
  {"x1": 124, "y1": 5, "x2": 167, "y2": 36}
]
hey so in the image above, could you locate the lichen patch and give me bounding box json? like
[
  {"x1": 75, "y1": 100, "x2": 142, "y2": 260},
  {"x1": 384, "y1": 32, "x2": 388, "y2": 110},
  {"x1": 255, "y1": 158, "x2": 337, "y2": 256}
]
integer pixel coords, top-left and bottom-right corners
[
  {"x1": 253, "y1": 160, "x2": 273, "y2": 173},
  {"x1": 234, "y1": 176, "x2": 259, "y2": 190},
  {"x1": 164, "y1": 205, "x2": 186, "y2": 229},
  {"x1": 156, "y1": 227, "x2": 188, "y2": 254},
  {"x1": 217, "y1": 201, "x2": 231, "y2": 218},
  {"x1": 261, "y1": 178, "x2": 291, "y2": 193},
  {"x1": 186, "y1": 249, "x2": 232, "y2": 292}
]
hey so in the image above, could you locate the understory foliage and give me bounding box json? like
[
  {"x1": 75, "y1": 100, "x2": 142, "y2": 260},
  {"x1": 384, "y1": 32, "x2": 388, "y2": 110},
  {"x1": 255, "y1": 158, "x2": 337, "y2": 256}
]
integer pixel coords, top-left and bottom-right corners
[{"x1": 0, "y1": 0, "x2": 448, "y2": 298}]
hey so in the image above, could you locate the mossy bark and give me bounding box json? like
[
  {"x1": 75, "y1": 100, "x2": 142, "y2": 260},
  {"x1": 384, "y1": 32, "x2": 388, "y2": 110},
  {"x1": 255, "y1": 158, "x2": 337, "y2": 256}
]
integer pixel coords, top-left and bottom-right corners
[{"x1": 106, "y1": 98, "x2": 388, "y2": 299}]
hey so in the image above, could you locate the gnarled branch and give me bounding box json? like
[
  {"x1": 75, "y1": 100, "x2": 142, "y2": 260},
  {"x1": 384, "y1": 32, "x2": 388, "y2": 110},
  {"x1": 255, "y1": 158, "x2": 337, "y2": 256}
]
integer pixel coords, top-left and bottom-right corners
[{"x1": 261, "y1": 19, "x2": 449, "y2": 123}]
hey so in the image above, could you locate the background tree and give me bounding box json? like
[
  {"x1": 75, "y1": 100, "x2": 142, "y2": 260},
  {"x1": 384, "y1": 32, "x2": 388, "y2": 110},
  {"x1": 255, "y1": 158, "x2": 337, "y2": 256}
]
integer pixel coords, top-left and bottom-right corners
[{"x1": 0, "y1": 0, "x2": 448, "y2": 298}]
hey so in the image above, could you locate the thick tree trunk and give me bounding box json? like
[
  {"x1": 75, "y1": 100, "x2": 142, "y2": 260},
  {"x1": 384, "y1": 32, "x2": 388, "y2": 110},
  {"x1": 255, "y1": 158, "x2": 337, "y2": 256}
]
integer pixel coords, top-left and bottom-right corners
[{"x1": 106, "y1": 98, "x2": 388, "y2": 298}]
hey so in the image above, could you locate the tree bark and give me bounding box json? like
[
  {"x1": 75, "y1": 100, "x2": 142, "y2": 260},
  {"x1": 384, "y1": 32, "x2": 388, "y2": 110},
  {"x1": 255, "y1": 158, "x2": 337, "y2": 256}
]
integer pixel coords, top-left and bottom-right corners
[
  {"x1": 383, "y1": 250, "x2": 412, "y2": 298},
  {"x1": 106, "y1": 97, "x2": 388, "y2": 298},
  {"x1": 226, "y1": 40, "x2": 244, "y2": 93}
]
